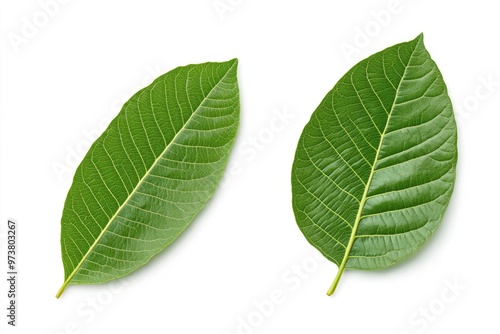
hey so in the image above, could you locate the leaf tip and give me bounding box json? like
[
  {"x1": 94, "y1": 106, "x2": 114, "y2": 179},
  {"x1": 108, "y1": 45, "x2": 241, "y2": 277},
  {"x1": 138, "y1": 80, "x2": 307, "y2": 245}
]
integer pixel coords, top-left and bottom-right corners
[
  {"x1": 224, "y1": 58, "x2": 239, "y2": 78},
  {"x1": 415, "y1": 32, "x2": 424, "y2": 43},
  {"x1": 226, "y1": 58, "x2": 239, "y2": 67}
]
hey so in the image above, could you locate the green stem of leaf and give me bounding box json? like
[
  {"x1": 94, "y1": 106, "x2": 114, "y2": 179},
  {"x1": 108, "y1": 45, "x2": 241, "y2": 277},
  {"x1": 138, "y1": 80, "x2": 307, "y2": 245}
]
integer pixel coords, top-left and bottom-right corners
[
  {"x1": 56, "y1": 281, "x2": 68, "y2": 298},
  {"x1": 327, "y1": 263, "x2": 346, "y2": 296}
]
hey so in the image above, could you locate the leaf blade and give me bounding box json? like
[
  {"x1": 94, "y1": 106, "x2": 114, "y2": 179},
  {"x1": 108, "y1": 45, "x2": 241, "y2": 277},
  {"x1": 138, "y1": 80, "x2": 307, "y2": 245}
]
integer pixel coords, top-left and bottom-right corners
[
  {"x1": 58, "y1": 59, "x2": 239, "y2": 297},
  {"x1": 291, "y1": 34, "x2": 457, "y2": 296}
]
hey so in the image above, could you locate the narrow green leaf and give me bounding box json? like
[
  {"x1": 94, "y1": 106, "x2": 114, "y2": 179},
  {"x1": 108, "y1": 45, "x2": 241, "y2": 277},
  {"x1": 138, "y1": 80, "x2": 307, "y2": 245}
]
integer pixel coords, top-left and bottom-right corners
[
  {"x1": 57, "y1": 59, "x2": 239, "y2": 298},
  {"x1": 291, "y1": 34, "x2": 457, "y2": 296}
]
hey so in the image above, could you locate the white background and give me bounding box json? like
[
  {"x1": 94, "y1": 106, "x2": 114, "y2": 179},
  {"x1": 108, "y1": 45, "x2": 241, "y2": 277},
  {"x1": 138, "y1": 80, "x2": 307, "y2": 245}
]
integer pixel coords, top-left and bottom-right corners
[{"x1": 1, "y1": 0, "x2": 499, "y2": 333}]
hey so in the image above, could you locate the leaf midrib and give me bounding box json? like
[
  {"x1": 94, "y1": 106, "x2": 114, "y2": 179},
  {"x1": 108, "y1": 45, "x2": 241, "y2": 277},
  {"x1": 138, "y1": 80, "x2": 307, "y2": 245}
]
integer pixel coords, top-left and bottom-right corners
[
  {"x1": 326, "y1": 41, "x2": 420, "y2": 296},
  {"x1": 56, "y1": 62, "x2": 236, "y2": 298}
]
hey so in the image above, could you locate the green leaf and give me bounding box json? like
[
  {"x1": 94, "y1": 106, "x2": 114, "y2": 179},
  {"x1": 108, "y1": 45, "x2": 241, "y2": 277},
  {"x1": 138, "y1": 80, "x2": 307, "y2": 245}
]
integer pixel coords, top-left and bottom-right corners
[
  {"x1": 291, "y1": 34, "x2": 457, "y2": 296},
  {"x1": 57, "y1": 59, "x2": 239, "y2": 298}
]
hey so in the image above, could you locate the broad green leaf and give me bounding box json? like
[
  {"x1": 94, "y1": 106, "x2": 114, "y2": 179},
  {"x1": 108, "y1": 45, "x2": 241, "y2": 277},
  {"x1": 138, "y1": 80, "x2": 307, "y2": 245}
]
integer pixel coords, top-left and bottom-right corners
[
  {"x1": 57, "y1": 59, "x2": 239, "y2": 298},
  {"x1": 291, "y1": 34, "x2": 457, "y2": 296}
]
